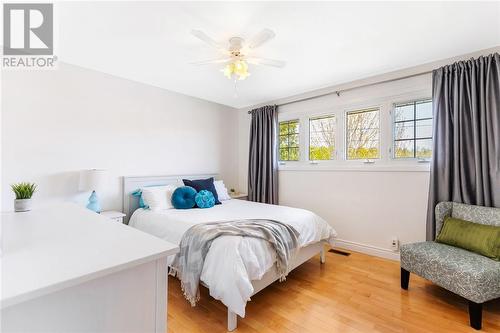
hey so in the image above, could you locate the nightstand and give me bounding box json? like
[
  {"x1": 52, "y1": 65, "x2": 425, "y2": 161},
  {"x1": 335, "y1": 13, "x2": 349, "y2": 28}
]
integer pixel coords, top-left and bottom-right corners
[
  {"x1": 229, "y1": 193, "x2": 248, "y2": 201},
  {"x1": 100, "y1": 211, "x2": 126, "y2": 223}
]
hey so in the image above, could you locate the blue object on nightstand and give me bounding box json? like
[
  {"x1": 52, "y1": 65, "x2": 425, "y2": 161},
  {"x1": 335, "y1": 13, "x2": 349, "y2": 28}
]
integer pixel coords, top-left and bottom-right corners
[{"x1": 86, "y1": 190, "x2": 102, "y2": 213}]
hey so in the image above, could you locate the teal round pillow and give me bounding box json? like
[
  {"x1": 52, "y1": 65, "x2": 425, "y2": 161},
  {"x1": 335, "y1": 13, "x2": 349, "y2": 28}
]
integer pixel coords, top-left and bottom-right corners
[
  {"x1": 195, "y1": 190, "x2": 215, "y2": 209},
  {"x1": 172, "y1": 186, "x2": 197, "y2": 209}
]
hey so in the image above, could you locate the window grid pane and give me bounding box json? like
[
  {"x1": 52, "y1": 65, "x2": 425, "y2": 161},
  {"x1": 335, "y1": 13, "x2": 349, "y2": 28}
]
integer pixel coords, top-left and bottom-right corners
[
  {"x1": 279, "y1": 120, "x2": 300, "y2": 161},
  {"x1": 393, "y1": 100, "x2": 432, "y2": 159},
  {"x1": 309, "y1": 115, "x2": 336, "y2": 161},
  {"x1": 416, "y1": 139, "x2": 432, "y2": 159},
  {"x1": 394, "y1": 139, "x2": 415, "y2": 158},
  {"x1": 346, "y1": 108, "x2": 380, "y2": 160}
]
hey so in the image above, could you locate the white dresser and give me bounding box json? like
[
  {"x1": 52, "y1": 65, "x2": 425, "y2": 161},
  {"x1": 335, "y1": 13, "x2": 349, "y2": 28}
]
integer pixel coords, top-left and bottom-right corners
[{"x1": 1, "y1": 203, "x2": 179, "y2": 333}]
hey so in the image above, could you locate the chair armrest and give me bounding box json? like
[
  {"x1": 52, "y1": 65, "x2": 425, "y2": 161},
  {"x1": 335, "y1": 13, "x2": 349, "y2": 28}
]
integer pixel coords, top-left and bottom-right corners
[{"x1": 435, "y1": 202, "x2": 453, "y2": 238}]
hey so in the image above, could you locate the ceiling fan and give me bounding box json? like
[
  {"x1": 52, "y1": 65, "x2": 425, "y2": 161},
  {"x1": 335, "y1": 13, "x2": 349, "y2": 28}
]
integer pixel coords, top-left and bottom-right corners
[{"x1": 190, "y1": 29, "x2": 286, "y2": 81}]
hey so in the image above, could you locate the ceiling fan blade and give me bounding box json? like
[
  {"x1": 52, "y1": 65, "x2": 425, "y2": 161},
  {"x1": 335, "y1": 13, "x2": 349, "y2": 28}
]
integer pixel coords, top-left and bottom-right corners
[
  {"x1": 248, "y1": 29, "x2": 276, "y2": 49},
  {"x1": 247, "y1": 57, "x2": 286, "y2": 68},
  {"x1": 189, "y1": 58, "x2": 231, "y2": 65},
  {"x1": 191, "y1": 30, "x2": 225, "y2": 50}
]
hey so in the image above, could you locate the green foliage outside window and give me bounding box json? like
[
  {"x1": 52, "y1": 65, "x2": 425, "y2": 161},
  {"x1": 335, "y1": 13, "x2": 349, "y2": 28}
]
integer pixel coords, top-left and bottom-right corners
[
  {"x1": 393, "y1": 100, "x2": 433, "y2": 159},
  {"x1": 309, "y1": 116, "x2": 335, "y2": 160},
  {"x1": 279, "y1": 120, "x2": 299, "y2": 161},
  {"x1": 347, "y1": 147, "x2": 379, "y2": 160},
  {"x1": 310, "y1": 146, "x2": 334, "y2": 160},
  {"x1": 277, "y1": 100, "x2": 432, "y2": 163},
  {"x1": 346, "y1": 108, "x2": 380, "y2": 160}
]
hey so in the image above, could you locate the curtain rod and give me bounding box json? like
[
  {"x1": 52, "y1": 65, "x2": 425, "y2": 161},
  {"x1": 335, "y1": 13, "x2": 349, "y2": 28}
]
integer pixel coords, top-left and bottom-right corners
[{"x1": 247, "y1": 70, "x2": 433, "y2": 113}]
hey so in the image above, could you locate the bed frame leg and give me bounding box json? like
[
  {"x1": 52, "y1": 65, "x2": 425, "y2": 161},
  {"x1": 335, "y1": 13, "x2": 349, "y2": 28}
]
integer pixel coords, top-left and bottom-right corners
[
  {"x1": 320, "y1": 247, "x2": 326, "y2": 264},
  {"x1": 227, "y1": 309, "x2": 237, "y2": 331}
]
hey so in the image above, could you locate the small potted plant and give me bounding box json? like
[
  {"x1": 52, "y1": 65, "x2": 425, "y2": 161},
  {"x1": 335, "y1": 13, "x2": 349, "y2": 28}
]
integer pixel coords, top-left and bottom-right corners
[{"x1": 11, "y1": 182, "x2": 37, "y2": 212}]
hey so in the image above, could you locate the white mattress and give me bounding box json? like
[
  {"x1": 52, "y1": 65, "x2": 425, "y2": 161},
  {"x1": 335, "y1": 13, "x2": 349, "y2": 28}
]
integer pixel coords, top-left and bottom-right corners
[{"x1": 129, "y1": 199, "x2": 336, "y2": 317}]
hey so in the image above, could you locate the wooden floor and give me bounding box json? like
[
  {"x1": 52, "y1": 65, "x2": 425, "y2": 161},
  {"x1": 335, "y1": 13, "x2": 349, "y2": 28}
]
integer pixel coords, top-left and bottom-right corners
[{"x1": 167, "y1": 248, "x2": 500, "y2": 333}]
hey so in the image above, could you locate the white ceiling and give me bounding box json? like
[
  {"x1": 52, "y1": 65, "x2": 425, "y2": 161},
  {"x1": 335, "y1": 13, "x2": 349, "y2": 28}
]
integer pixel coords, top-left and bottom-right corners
[{"x1": 57, "y1": 1, "x2": 500, "y2": 108}]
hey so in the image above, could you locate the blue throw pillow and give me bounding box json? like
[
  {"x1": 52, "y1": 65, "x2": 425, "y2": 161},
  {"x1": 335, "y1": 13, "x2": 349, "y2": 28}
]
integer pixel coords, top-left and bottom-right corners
[
  {"x1": 182, "y1": 177, "x2": 221, "y2": 204},
  {"x1": 171, "y1": 186, "x2": 197, "y2": 209},
  {"x1": 195, "y1": 190, "x2": 215, "y2": 209},
  {"x1": 131, "y1": 189, "x2": 148, "y2": 209}
]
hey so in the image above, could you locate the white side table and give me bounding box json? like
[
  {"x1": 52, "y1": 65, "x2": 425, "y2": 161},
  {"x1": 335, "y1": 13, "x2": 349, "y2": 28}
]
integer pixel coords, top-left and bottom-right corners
[
  {"x1": 229, "y1": 193, "x2": 248, "y2": 201},
  {"x1": 100, "y1": 211, "x2": 126, "y2": 223}
]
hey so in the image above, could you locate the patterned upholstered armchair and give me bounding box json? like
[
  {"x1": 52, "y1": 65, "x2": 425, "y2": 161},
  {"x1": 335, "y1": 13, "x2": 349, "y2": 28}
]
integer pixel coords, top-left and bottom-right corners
[{"x1": 400, "y1": 202, "x2": 500, "y2": 330}]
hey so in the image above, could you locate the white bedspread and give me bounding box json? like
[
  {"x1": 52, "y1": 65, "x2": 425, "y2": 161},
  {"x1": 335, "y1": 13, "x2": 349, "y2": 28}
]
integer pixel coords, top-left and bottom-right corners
[{"x1": 129, "y1": 199, "x2": 336, "y2": 317}]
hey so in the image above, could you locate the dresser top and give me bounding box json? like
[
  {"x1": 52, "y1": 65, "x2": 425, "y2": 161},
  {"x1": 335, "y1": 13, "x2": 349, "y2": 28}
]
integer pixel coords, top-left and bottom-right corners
[{"x1": 1, "y1": 203, "x2": 178, "y2": 308}]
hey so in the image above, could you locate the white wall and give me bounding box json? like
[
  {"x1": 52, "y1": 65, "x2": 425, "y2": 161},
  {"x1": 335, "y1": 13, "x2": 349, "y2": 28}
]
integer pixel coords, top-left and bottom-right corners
[
  {"x1": 237, "y1": 47, "x2": 499, "y2": 260},
  {"x1": 237, "y1": 75, "x2": 431, "y2": 259},
  {"x1": 1, "y1": 63, "x2": 238, "y2": 212}
]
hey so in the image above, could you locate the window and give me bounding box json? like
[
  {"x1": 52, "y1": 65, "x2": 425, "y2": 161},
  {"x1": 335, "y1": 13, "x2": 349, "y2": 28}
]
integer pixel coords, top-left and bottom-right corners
[
  {"x1": 309, "y1": 115, "x2": 336, "y2": 160},
  {"x1": 393, "y1": 99, "x2": 433, "y2": 159},
  {"x1": 346, "y1": 108, "x2": 380, "y2": 160},
  {"x1": 279, "y1": 119, "x2": 300, "y2": 161}
]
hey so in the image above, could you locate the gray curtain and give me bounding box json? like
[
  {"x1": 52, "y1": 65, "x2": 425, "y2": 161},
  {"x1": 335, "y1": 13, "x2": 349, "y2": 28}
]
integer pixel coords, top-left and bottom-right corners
[
  {"x1": 426, "y1": 53, "x2": 500, "y2": 240},
  {"x1": 248, "y1": 105, "x2": 279, "y2": 204}
]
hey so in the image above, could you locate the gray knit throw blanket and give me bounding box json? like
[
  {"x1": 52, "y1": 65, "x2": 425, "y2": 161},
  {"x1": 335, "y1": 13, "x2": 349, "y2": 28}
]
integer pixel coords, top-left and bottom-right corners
[{"x1": 170, "y1": 219, "x2": 300, "y2": 306}]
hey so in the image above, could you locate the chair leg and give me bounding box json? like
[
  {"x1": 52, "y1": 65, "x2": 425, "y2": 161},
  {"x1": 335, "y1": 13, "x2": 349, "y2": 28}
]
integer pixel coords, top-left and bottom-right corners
[
  {"x1": 401, "y1": 268, "x2": 410, "y2": 290},
  {"x1": 468, "y1": 301, "x2": 482, "y2": 330}
]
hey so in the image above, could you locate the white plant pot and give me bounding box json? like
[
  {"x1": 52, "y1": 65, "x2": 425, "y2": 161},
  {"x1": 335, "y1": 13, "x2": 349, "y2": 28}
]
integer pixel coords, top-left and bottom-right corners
[{"x1": 14, "y1": 199, "x2": 32, "y2": 212}]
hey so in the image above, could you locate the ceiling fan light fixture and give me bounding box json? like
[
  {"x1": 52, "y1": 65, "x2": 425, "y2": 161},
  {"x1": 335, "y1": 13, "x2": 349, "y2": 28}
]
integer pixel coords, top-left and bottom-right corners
[
  {"x1": 191, "y1": 29, "x2": 284, "y2": 84},
  {"x1": 222, "y1": 60, "x2": 250, "y2": 80}
]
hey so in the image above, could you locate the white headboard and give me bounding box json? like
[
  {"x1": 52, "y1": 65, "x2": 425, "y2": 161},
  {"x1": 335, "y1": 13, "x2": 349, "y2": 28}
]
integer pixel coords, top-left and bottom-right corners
[{"x1": 122, "y1": 174, "x2": 218, "y2": 224}]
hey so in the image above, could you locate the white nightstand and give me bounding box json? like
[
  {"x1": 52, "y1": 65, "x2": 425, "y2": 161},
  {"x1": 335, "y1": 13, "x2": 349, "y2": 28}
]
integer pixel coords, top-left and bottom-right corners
[
  {"x1": 229, "y1": 193, "x2": 248, "y2": 200},
  {"x1": 100, "y1": 211, "x2": 126, "y2": 223}
]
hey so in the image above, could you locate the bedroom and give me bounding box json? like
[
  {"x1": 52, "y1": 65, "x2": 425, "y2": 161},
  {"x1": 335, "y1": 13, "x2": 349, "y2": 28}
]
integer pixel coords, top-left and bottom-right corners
[{"x1": 1, "y1": 1, "x2": 499, "y2": 332}]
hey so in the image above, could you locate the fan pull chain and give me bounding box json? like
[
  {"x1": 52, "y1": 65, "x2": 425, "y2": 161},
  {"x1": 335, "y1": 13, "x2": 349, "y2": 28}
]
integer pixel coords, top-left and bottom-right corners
[{"x1": 233, "y1": 78, "x2": 238, "y2": 98}]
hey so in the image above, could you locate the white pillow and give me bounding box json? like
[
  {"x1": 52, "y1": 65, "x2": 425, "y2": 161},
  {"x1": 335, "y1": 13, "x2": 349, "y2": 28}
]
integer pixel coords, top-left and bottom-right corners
[
  {"x1": 141, "y1": 185, "x2": 178, "y2": 211},
  {"x1": 214, "y1": 180, "x2": 231, "y2": 201}
]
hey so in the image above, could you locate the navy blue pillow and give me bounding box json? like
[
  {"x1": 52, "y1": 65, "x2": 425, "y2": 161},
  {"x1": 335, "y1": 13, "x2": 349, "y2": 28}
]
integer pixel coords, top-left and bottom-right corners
[{"x1": 182, "y1": 177, "x2": 221, "y2": 205}]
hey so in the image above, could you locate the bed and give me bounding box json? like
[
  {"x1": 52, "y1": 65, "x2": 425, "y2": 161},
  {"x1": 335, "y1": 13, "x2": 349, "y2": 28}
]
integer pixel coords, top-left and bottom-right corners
[{"x1": 123, "y1": 174, "x2": 337, "y2": 331}]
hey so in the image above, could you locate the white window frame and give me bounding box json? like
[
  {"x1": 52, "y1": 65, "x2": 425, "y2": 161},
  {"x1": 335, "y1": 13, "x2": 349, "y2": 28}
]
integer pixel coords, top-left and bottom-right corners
[
  {"x1": 278, "y1": 119, "x2": 301, "y2": 163},
  {"x1": 344, "y1": 106, "x2": 382, "y2": 162},
  {"x1": 390, "y1": 98, "x2": 433, "y2": 162},
  {"x1": 277, "y1": 91, "x2": 431, "y2": 172},
  {"x1": 308, "y1": 113, "x2": 338, "y2": 162}
]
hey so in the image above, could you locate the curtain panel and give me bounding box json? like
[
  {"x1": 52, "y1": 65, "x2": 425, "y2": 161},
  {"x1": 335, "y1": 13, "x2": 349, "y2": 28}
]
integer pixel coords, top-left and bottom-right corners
[
  {"x1": 248, "y1": 105, "x2": 279, "y2": 204},
  {"x1": 427, "y1": 53, "x2": 500, "y2": 240}
]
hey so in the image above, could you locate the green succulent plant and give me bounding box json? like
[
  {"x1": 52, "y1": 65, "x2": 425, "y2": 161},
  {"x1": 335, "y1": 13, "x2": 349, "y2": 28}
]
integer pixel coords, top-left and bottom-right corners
[{"x1": 11, "y1": 182, "x2": 37, "y2": 199}]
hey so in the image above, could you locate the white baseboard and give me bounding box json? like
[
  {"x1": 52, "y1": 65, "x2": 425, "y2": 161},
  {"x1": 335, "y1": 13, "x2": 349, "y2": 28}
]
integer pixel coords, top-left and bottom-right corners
[{"x1": 332, "y1": 239, "x2": 400, "y2": 261}]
